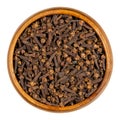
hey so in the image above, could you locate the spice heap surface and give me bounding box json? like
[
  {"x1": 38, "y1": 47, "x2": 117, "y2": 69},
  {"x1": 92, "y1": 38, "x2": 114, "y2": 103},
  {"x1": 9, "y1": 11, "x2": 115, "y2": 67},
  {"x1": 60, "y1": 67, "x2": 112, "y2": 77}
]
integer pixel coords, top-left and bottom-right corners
[{"x1": 14, "y1": 14, "x2": 106, "y2": 106}]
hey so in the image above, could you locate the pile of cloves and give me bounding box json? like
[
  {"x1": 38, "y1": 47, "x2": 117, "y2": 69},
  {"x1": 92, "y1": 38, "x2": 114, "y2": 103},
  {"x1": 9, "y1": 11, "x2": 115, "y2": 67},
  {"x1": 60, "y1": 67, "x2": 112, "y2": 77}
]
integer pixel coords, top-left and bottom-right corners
[{"x1": 13, "y1": 14, "x2": 106, "y2": 106}]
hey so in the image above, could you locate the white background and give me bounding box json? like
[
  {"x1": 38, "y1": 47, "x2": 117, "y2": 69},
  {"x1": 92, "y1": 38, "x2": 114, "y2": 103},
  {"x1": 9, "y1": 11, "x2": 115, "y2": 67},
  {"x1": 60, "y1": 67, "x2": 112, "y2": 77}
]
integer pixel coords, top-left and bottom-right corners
[{"x1": 0, "y1": 0, "x2": 119, "y2": 119}]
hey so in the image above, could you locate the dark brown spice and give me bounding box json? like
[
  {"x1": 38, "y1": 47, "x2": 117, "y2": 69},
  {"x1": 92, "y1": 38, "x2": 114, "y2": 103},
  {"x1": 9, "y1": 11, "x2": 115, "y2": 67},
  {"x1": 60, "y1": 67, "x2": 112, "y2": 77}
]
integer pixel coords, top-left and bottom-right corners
[{"x1": 13, "y1": 14, "x2": 106, "y2": 107}]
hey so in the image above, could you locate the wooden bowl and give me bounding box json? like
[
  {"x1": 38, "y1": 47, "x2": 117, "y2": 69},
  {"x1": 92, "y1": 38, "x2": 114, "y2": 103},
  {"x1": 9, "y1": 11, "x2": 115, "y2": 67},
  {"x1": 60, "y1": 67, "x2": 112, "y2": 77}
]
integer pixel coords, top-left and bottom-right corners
[{"x1": 8, "y1": 7, "x2": 113, "y2": 112}]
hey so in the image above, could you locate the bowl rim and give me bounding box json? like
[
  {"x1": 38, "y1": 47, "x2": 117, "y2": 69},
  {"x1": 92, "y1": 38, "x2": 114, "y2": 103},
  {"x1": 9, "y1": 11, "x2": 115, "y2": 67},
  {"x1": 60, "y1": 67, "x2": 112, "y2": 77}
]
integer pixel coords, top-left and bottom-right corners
[{"x1": 7, "y1": 7, "x2": 113, "y2": 112}]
